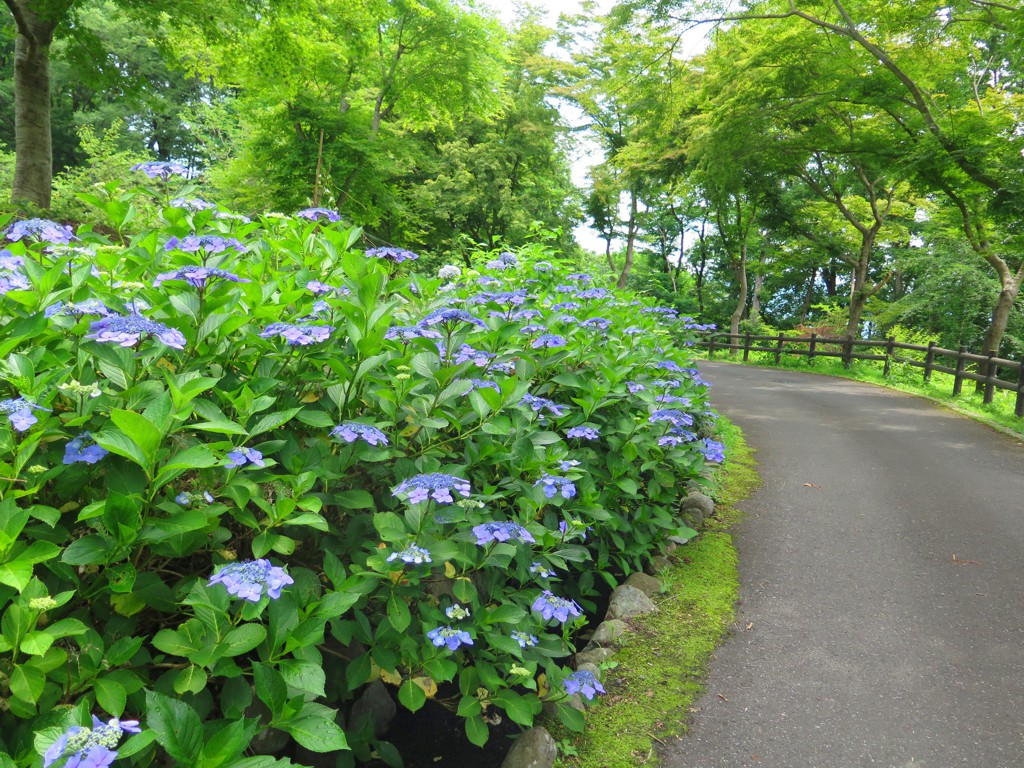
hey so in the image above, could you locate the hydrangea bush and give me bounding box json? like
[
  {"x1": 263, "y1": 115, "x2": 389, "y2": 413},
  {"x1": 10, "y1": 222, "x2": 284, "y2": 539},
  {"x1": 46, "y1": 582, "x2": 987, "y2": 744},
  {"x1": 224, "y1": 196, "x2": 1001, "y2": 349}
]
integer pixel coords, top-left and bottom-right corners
[{"x1": 0, "y1": 177, "x2": 722, "y2": 767}]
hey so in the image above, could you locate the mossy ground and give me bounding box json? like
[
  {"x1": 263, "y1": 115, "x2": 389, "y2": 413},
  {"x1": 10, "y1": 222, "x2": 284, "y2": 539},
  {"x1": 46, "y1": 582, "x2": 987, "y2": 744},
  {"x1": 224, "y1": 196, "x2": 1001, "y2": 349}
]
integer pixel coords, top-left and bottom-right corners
[{"x1": 551, "y1": 419, "x2": 758, "y2": 767}]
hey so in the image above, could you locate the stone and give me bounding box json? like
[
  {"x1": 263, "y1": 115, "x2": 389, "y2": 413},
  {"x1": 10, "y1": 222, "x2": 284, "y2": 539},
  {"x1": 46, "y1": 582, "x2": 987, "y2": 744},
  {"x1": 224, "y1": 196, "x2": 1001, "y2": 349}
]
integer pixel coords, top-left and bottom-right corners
[
  {"x1": 500, "y1": 727, "x2": 559, "y2": 768},
  {"x1": 607, "y1": 585, "x2": 657, "y2": 620},
  {"x1": 350, "y1": 680, "x2": 396, "y2": 739},
  {"x1": 589, "y1": 619, "x2": 627, "y2": 648},
  {"x1": 680, "y1": 491, "x2": 715, "y2": 529},
  {"x1": 576, "y1": 662, "x2": 602, "y2": 679},
  {"x1": 575, "y1": 646, "x2": 615, "y2": 666},
  {"x1": 645, "y1": 555, "x2": 672, "y2": 575},
  {"x1": 668, "y1": 534, "x2": 691, "y2": 547},
  {"x1": 624, "y1": 571, "x2": 662, "y2": 598}
]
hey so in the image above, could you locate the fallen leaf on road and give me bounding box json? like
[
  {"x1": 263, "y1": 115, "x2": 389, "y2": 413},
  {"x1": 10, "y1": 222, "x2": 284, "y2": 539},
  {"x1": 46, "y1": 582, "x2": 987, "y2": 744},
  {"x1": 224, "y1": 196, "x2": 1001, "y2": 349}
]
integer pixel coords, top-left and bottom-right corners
[
  {"x1": 745, "y1": 622, "x2": 754, "y2": 630},
  {"x1": 717, "y1": 693, "x2": 730, "y2": 702},
  {"x1": 952, "y1": 554, "x2": 981, "y2": 565},
  {"x1": 803, "y1": 482, "x2": 821, "y2": 489}
]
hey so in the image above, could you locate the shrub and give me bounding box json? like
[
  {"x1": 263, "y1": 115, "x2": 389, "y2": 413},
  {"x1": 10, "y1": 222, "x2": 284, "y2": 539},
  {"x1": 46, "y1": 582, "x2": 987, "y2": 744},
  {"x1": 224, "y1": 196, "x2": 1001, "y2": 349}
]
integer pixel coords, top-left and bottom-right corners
[{"x1": 0, "y1": 177, "x2": 720, "y2": 767}]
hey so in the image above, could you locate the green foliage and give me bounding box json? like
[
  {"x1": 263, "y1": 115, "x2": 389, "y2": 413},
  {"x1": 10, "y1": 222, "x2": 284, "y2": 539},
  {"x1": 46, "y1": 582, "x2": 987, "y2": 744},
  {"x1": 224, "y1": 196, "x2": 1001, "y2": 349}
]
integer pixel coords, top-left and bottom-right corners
[{"x1": 0, "y1": 178, "x2": 723, "y2": 765}]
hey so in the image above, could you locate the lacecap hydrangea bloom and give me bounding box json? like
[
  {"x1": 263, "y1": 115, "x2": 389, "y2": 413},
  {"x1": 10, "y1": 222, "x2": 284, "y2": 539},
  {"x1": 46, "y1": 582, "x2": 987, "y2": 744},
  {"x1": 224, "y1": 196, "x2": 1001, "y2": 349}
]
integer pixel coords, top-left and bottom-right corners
[
  {"x1": 226, "y1": 447, "x2": 265, "y2": 468},
  {"x1": 154, "y1": 265, "x2": 249, "y2": 289},
  {"x1": 0, "y1": 251, "x2": 29, "y2": 294},
  {"x1": 296, "y1": 207, "x2": 342, "y2": 222},
  {"x1": 259, "y1": 322, "x2": 333, "y2": 345},
  {"x1": 208, "y1": 559, "x2": 294, "y2": 601},
  {"x1": 566, "y1": 426, "x2": 599, "y2": 440},
  {"x1": 45, "y1": 299, "x2": 115, "y2": 318},
  {"x1": 649, "y1": 409, "x2": 695, "y2": 428},
  {"x1": 175, "y1": 491, "x2": 214, "y2": 506},
  {"x1": 132, "y1": 160, "x2": 187, "y2": 179},
  {"x1": 701, "y1": 438, "x2": 726, "y2": 463},
  {"x1": 520, "y1": 393, "x2": 567, "y2": 417},
  {"x1": 532, "y1": 590, "x2": 583, "y2": 623},
  {"x1": 530, "y1": 562, "x2": 556, "y2": 578},
  {"x1": 385, "y1": 324, "x2": 443, "y2": 341},
  {"x1": 44, "y1": 715, "x2": 142, "y2": 768},
  {"x1": 472, "y1": 521, "x2": 536, "y2": 546},
  {"x1": 392, "y1": 473, "x2": 471, "y2": 504},
  {"x1": 64, "y1": 433, "x2": 108, "y2": 465},
  {"x1": 535, "y1": 475, "x2": 577, "y2": 499},
  {"x1": 512, "y1": 630, "x2": 539, "y2": 648},
  {"x1": 331, "y1": 421, "x2": 389, "y2": 446},
  {"x1": 532, "y1": 334, "x2": 566, "y2": 349},
  {"x1": 365, "y1": 246, "x2": 418, "y2": 263},
  {"x1": 165, "y1": 235, "x2": 246, "y2": 254},
  {"x1": 387, "y1": 544, "x2": 432, "y2": 565},
  {"x1": 170, "y1": 197, "x2": 217, "y2": 211},
  {"x1": 437, "y1": 264, "x2": 462, "y2": 280},
  {"x1": 85, "y1": 315, "x2": 186, "y2": 350},
  {"x1": 5, "y1": 218, "x2": 78, "y2": 244},
  {"x1": 0, "y1": 397, "x2": 47, "y2": 431},
  {"x1": 563, "y1": 669, "x2": 606, "y2": 700},
  {"x1": 420, "y1": 308, "x2": 486, "y2": 328},
  {"x1": 427, "y1": 626, "x2": 473, "y2": 651}
]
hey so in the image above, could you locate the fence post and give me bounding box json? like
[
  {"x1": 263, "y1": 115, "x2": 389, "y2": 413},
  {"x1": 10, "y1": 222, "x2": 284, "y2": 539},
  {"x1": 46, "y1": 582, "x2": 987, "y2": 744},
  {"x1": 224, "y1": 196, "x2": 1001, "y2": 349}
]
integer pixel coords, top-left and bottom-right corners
[
  {"x1": 924, "y1": 341, "x2": 936, "y2": 383},
  {"x1": 808, "y1": 333, "x2": 817, "y2": 365},
  {"x1": 983, "y1": 352, "x2": 997, "y2": 405},
  {"x1": 953, "y1": 345, "x2": 967, "y2": 396},
  {"x1": 774, "y1": 335, "x2": 785, "y2": 364},
  {"x1": 1015, "y1": 361, "x2": 1024, "y2": 418},
  {"x1": 743, "y1": 332, "x2": 751, "y2": 362},
  {"x1": 883, "y1": 337, "x2": 895, "y2": 377},
  {"x1": 843, "y1": 335, "x2": 853, "y2": 368}
]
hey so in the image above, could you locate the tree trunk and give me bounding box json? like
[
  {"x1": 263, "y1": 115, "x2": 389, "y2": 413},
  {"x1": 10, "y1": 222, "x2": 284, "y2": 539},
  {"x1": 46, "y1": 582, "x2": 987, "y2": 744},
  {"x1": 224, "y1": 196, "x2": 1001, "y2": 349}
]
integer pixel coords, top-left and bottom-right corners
[
  {"x1": 10, "y1": 7, "x2": 54, "y2": 209},
  {"x1": 616, "y1": 189, "x2": 638, "y2": 290},
  {"x1": 750, "y1": 271, "x2": 763, "y2": 325},
  {"x1": 729, "y1": 243, "x2": 748, "y2": 341},
  {"x1": 981, "y1": 280, "x2": 1022, "y2": 355},
  {"x1": 798, "y1": 267, "x2": 817, "y2": 323},
  {"x1": 845, "y1": 241, "x2": 874, "y2": 339},
  {"x1": 604, "y1": 236, "x2": 615, "y2": 272}
]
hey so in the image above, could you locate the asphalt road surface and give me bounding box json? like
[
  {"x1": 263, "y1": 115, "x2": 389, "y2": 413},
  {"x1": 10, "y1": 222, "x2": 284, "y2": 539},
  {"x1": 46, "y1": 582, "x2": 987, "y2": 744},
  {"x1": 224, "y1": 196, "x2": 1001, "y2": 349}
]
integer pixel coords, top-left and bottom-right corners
[{"x1": 661, "y1": 361, "x2": 1024, "y2": 768}]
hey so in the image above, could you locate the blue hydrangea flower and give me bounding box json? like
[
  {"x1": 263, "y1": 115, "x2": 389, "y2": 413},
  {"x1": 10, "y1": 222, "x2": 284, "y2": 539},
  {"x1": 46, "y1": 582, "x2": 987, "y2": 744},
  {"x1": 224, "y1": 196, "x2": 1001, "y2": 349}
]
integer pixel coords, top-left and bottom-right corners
[
  {"x1": 305, "y1": 280, "x2": 350, "y2": 297},
  {"x1": 387, "y1": 544, "x2": 432, "y2": 565},
  {"x1": 520, "y1": 394, "x2": 567, "y2": 417},
  {"x1": 649, "y1": 409, "x2": 695, "y2": 428},
  {"x1": 451, "y1": 344, "x2": 495, "y2": 367},
  {"x1": 535, "y1": 475, "x2": 576, "y2": 499},
  {"x1": 85, "y1": 315, "x2": 186, "y2": 349},
  {"x1": 260, "y1": 322, "x2": 333, "y2": 345},
  {"x1": 427, "y1": 626, "x2": 473, "y2": 651},
  {"x1": 520, "y1": 323, "x2": 546, "y2": 334},
  {"x1": 331, "y1": 422, "x2": 389, "y2": 446},
  {"x1": 472, "y1": 521, "x2": 536, "y2": 546},
  {"x1": 566, "y1": 426, "x2": 599, "y2": 440},
  {"x1": 5, "y1": 218, "x2": 78, "y2": 244},
  {"x1": 533, "y1": 262, "x2": 553, "y2": 272},
  {"x1": 471, "y1": 289, "x2": 528, "y2": 307},
  {"x1": 532, "y1": 334, "x2": 567, "y2": 349},
  {"x1": 655, "y1": 360, "x2": 684, "y2": 373},
  {"x1": 656, "y1": 394, "x2": 691, "y2": 405},
  {"x1": 170, "y1": 197, "x2": 217, "y2": 211},
  {"x1": 226, "y1": 447, "x2": 265, "y2": 468},
  {"x1": 658, "y1": 430, "x2": 696, "y2": 448},
  {"x1": 580, "y1": 317, "x2": 611, "y2": 330},
  {"x1": 209, "y1": 558, "x2": 294, "y2": 601},
  {"x1": 551, "y1": 302, "x2": 580, "y2": 311},
  {"x1": 0, "y1": 252, "x2": 29, "y2": 294},
  {"x1": 165, "y1": 235, "x2": 246, "y2": 254},
  {"x1": 686, "y1": 367, "x2": 713, "y2": 387},
  {"x1": 566, "y1": 273, "x2": 592, "y2": 283},
  {"x1": 63, "y1": 433, "x2": 108, "y2": 464},
  {"x1": 563, "y1": 670, "x2": 605, "y2": 700},
  {"x1": 622, "y1": 326, "x2": 643, "y2": 335},
  {"x1": 461, "y1": 378, "x2": 500, "y2": 393},
  {"x1": 512, "y1": 309, "x2": 543, "y2": 321},
  {"x1": 701, "y1": 438, "x2": 726, "y2": 463},
  {"x1": 652, "y1": 379, "x2": 682, "y2": 389},
  {"x1": 366, "y1": 246, "x2": 418, "y2": 263},
  {"x1": 532, "y1": 590, "x2": 582, "y2": 623},
  {"x1": 446, "y1": 603, "x2": 471, "y2": 620},
  {"x1": 421, "y1": 308, "x2": 486, "y2": 328},
  {"x1": 44, "y1": 715, "x2": 142, "y2": 768},
  {"x1": 386, "y1": 324, "x2": 443, "y2": 341},
  {"x1": 438, "y1": 264, "x2": 462, "y2": 280},
  {"x1": 530, "y1": 562, "x2": 556, "y2": 579},
  {"x1": 393, "y1": 473, "x2": 471, "y2": 504},
  {"x1": 626, "y1": 381, "x2": 646, "y2": 394},
  {"x1": 154, "y1": 265, "x2": 250, "y2": 289},
  {"x1": 559, "y1": 459, "x2": 581, "y2": 471},
  {"x1": 512, "y1": 630, "x2": 539, "y2": 648},
  {"x1": 296, "y1": 207, "x2": 342, "y2": 222},
  {"x1": 175, "y1": 490, "x2": 214, "y2": 506},
  {"x1": 45, "y1": 299, "x2": 115, "y2": 318},
  {"x1": 132, "y1": 160, "x2": 187, "y2": 180},
  {"x1": 0, "y1": 397, "x2": 47, "y2": 431}
]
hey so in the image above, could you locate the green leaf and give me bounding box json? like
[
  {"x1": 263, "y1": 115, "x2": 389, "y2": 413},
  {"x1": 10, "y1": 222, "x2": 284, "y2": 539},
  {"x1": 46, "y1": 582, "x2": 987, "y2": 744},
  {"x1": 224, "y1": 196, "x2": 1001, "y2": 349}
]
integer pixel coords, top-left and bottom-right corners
[
  {"x1": 62, "y1": 534, "x2": 114, "y2": 565},
  {"x1": 279, "y1": 703, "x2": 348, "y2": 752},
  {"x1": 190, "y1": 420, "x2": 249, "y2": 436},
  {"x1": 316, "y1": 590, "x2": 361, "y2": 618},
  {"x1": 221, "y1": 623, "x2": 267, "y2": 657},
  {"x1": 145, "y1": 689, "x2": 204, "y2": 763},
  {"x1": 278, "y1": 660, "x2": 326, "y2": 698},
  {"x1": 9, "y1": 663, "x2": 45, "y2": 704},
  {"x1": 173, "y1": 664, "x2": 208, "y2": 695},
  {"x1": 464, "y1": 714, "x2": 489, "y2": 747},
  {"x1": 335, "y1": 490, "x2": 376, "y2": 509},
  {"x1": 200, "y1": 718, "x2": 252, "y2": 767},
  {"x1": 253, "y1": 663, "x2": 288, "y2": 719},
  {"x1": 557, "y1": 702, "x2": 587, "y2": 732},
  {"x1": 93, "y1": 429, "x2": 148, "y2": 469},
  {"x1": 19, "y1": 630, "x2": 54, "y2": 656},
  {"x1": 110, "y1": 409, "x2": 164, "y2": 464},
  {"x1": 398, "y1": 679, "x2": 426, "y2": 712},
  {"x1": 492, "y1": 690, "x2": 537, "y2": 728},
  {"x1": 94, "y1": 676, "x2": 128, "y2": 716},
  {"x1": 249, "y1": 408, "x2": 302, "y2": 436},
  {"x1": 386, "y1": 593, "x2": 411, "y2": 633}
]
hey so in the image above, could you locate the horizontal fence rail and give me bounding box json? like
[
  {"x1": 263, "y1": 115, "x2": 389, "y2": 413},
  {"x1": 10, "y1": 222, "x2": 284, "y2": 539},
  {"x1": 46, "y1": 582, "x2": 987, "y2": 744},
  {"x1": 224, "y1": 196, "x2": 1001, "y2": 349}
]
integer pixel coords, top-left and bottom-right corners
[{"x1": 695, "y1": 331, "x2": 1024, "y2": 419}]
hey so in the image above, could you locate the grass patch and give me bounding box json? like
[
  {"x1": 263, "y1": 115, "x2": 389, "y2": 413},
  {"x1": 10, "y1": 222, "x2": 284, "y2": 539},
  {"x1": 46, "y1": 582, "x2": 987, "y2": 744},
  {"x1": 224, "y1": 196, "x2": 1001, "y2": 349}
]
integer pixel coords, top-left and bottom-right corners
[
  {"x1": 553, "y1": 419, "x2": 757, "y2": 767},
  {"x1": 701, "y1": 351, "x2": 1024, "y2": 437}
]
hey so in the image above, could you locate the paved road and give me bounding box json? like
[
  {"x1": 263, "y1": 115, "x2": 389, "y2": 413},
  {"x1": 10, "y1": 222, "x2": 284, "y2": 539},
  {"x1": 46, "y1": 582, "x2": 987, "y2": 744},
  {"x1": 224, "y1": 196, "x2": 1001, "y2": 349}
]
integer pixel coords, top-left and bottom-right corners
[{"x1": 661, "y1": 362, "x2": 1024, "y2": 768}]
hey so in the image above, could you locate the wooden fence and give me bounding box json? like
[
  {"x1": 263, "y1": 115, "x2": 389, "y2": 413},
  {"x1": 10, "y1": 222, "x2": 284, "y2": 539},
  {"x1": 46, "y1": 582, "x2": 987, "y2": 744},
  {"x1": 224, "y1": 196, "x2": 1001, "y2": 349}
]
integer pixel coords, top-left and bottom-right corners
[{"x1": 695, "y1": 331, "x2": 1024, "y2": 418}]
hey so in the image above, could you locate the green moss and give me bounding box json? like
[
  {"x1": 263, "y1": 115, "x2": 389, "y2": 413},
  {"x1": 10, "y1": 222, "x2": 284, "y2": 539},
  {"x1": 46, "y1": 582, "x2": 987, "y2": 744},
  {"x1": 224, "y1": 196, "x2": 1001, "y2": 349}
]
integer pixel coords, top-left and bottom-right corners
[{"x1": 552, "y1": 420, "x2": 756, "y2": 767}]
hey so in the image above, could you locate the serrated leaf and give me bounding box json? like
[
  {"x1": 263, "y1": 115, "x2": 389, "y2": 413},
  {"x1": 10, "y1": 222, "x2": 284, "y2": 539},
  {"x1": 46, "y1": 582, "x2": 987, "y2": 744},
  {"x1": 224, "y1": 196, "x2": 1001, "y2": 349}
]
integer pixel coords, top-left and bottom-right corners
[
  {"x1": 412, "y1": 676, "x2": 437, "y2": 699},
  {"x1": 19, "y1": 630, "x2": 53, "y2": 656},
  {"x1": 146, "y1": 689, "x2": 204, "y2": 763},
  {"x1": 386, "y1": 593, "x2": 410, "y2": 632},
  {"x1": 94, "y1": 676, "x2": 127, "y2": 716},
  {"x1": 397, "y1": 679, "x2": 426, "y2": 712},
  {"x1": 222, "y1": 623, "x2": 267, "y2": 657},
  {"x1": 279, "y1": 659, "x2": 326, "y2": 698},
  {"x1": 173, "y1": 664, "x2": 208, "y2": 695},
  {"x1": 464, "y1": 714, "x2": 489, "y2": 747},
  {"x1": 379, "y1": 668, "x2": 402, "y2": 686},
  {"x1": 279, "y1": 703, "x2": 348, "y2": 753}
]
